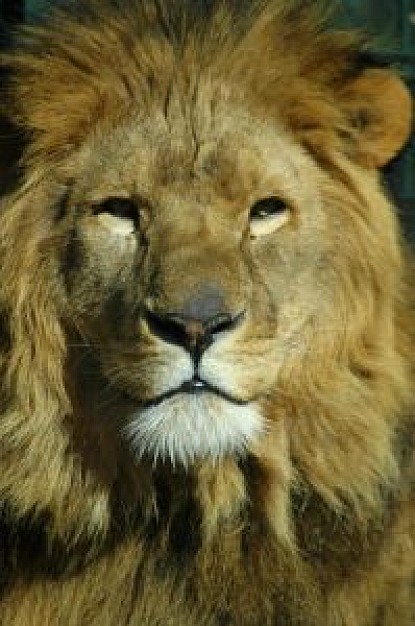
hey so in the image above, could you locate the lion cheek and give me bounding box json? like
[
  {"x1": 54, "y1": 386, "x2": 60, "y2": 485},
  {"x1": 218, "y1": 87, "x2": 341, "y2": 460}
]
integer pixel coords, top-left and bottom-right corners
[{"x1": 200, "y1": 344, "x2": 283, "y2": 401}]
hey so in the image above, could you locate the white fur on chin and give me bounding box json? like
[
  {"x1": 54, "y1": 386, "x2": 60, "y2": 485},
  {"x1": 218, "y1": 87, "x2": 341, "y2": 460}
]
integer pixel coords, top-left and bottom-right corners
[{"x1": 125, "y1": 392, "x2": 263, "y2": 467}]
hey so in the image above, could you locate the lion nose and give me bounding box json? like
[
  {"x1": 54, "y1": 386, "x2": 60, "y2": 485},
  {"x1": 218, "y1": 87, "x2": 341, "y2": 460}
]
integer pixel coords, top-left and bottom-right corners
[{"x1": 144, "y1": 287, "x2": 245, "y2": 357}]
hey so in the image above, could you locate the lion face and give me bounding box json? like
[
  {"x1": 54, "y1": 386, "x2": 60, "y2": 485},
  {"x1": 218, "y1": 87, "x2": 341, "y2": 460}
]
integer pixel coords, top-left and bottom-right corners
[
  {"x1": 56, "y1": 100, "x2": 335, "y2": 465},
  {"x1": 0, "y1": 2, "x2": 412, "y2": 535}
]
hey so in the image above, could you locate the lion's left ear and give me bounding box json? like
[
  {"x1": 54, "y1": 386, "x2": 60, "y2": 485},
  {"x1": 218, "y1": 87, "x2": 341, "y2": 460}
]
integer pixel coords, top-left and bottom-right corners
[{"x1": 340, "y1": 68, "x2": 413, "y2": 168}]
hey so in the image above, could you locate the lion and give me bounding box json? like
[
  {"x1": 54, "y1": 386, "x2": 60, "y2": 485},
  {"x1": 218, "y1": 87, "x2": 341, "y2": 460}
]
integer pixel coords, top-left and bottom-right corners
[{"x1": 0, "y1": 1, "x2": 413, "y2": 624}]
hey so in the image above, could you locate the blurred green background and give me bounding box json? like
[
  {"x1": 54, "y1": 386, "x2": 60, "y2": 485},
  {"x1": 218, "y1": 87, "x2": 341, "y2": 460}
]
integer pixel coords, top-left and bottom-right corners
[{"x1": 1, "y1": 0, "x2": 414, "y2": 238}]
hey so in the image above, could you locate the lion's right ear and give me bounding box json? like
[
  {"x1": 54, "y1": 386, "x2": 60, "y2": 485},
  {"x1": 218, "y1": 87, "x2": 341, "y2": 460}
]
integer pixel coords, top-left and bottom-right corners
[{"x1": 340, "y1": 69, "x2": 413, "y2": 168}]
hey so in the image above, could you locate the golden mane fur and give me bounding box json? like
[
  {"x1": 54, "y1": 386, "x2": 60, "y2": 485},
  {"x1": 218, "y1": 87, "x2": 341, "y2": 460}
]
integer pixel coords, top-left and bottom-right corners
[{"x1": 0, "y1": 1, "x2": 414, "y2": 624}]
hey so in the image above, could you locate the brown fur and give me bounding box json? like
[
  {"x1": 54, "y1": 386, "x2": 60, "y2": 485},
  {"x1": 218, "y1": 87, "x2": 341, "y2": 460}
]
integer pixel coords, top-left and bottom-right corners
[{"x1": 0, "y1": 1, "x2": 414, "y2": 624}]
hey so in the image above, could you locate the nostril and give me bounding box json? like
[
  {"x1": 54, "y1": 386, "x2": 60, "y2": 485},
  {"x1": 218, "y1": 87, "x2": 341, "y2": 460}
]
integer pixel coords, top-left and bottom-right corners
[
  {"x1": 207, "y1": 310, "x2": 246, "y2": 336},
  {"x1": 144, "y1": 309, "x2": 190, "y2": 347}
]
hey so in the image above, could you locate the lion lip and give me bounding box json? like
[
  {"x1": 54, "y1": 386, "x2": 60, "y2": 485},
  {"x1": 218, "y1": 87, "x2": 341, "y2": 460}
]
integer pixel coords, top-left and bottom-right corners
[
  {"x1": 141, "y1": 376, "x2": 249, "y2": 408},
  {"x1": 180, "y1": 377, "x2": 208, "y2": 393}
]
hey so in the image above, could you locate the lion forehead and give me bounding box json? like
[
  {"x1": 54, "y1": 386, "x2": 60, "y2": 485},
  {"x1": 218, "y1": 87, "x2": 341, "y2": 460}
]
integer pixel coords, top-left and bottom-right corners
[{"x1": 73, "y1": 99, "x2": 307, "y2": 210}]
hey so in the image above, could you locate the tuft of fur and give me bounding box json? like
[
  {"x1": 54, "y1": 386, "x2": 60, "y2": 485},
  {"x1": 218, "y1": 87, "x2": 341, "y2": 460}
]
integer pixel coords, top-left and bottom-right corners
[{"x1": 0, "y1": 1, "x2": 414, "y2": 624}]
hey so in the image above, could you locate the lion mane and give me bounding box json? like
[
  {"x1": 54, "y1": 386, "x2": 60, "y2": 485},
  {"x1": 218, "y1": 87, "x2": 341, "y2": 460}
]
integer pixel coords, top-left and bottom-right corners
[{"x1": 0, "y1": 1, "x2": 414, "y2": 624}]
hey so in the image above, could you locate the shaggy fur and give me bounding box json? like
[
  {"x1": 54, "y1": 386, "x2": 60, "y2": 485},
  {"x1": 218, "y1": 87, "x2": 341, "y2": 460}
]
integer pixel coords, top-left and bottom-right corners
[{"x1": 0, "y1": 1, "x2": 414, "y2": 624}]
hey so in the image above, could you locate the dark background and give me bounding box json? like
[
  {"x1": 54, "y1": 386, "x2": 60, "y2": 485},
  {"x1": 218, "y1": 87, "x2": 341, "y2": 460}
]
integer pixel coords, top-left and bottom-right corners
[{"x1": 1, "y1": 0, "x2": 414, "y2": 240}]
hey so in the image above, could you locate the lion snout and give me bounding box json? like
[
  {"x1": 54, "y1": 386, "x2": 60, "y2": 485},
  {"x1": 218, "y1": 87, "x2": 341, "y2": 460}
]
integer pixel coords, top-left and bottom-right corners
[{"x1": 144, "y1": 283, "x2": 246, "y2": 358}]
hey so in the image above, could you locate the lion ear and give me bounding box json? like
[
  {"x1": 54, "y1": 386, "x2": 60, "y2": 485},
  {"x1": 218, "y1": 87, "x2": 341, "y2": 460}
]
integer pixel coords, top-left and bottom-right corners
[{"x1": 340, "y1": 68, "x2": 413, "y2": 168}]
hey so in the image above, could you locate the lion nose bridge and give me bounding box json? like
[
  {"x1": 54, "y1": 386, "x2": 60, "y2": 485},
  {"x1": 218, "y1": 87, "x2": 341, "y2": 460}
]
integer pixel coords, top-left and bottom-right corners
[
  {"x1": 145, "y1": 281, "x2": 245, "y2": 354},
  {"x1": 144, "y1": 241, "x2": 246, "y2": 353}
]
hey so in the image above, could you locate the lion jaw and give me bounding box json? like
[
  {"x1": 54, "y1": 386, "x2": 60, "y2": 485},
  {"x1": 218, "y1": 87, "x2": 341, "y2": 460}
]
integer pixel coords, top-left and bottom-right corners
[{"x1": 126, "y1": 393, "x2": 263, "y2": 466}]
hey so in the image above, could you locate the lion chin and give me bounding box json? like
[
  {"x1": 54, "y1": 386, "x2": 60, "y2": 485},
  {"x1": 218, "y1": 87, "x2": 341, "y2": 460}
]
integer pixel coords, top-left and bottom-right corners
[
  {"x1": 126, "y1": 390, "x2": 264, "y2": 466},
  {"x1": 0, "y1": 0, "x2": 414, "y2": 625},
  {"x1": 123, "y1": 333, "x2": 265, "y2": 465}
]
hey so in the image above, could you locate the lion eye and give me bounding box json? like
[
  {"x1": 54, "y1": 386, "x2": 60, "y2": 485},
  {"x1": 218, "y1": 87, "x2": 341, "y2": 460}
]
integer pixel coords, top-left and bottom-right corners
[
  {"x1": 250, "y1": 197, "x2": 288, "y2": 220},
  {"x1": 93, "y1": 197, "x2": 139, "y2": 235},
  {"x1": 249, "y1": 197, "x2": 289, "y2": 237}
]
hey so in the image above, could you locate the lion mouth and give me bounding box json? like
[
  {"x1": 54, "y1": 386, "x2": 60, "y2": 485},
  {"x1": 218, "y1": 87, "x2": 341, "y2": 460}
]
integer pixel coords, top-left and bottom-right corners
[{"x1": 141, "y1": 376, "x2": 249, "y2": 408}]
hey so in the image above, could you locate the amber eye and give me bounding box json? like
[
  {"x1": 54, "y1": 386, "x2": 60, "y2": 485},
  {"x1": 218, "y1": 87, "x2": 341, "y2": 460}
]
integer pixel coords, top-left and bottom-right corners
[
  {"x1": 93, "y1": 197, "x2": 139, "y2": 234},
  {"x1": 249, "y1": 197, "x2": 287, "y2": 220},
  {"x1": 249, "y1": 196, "x2": 290, "y2": 237},
  {"x1": 94, "y1": 197, "x2": 139, "y2": 225}
]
